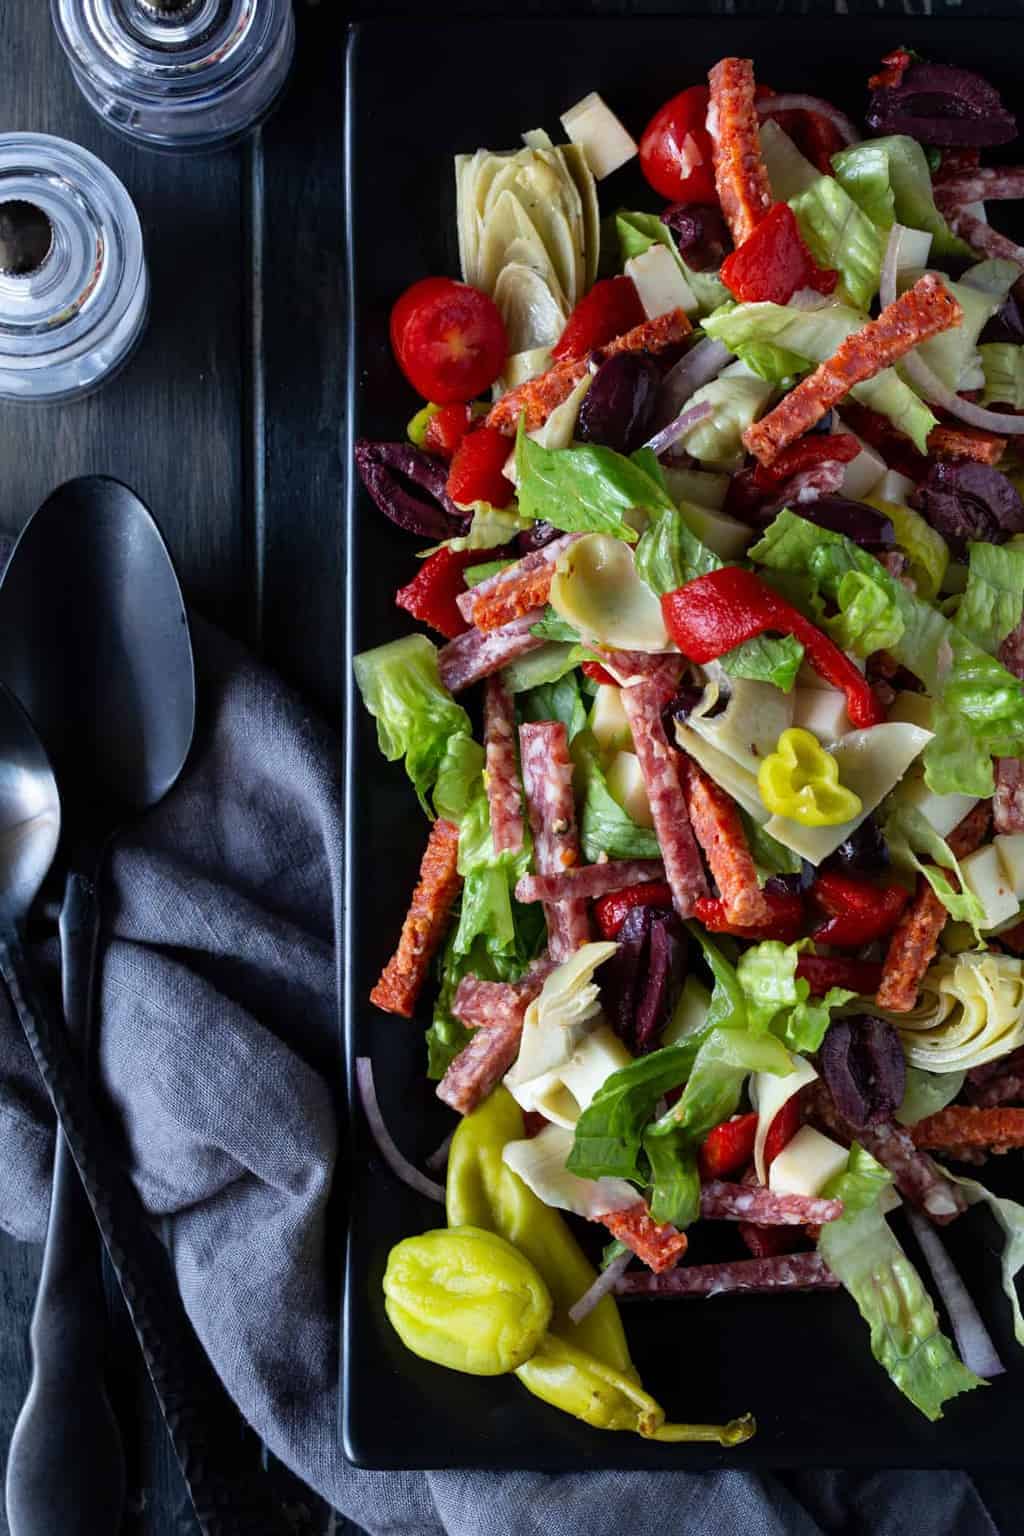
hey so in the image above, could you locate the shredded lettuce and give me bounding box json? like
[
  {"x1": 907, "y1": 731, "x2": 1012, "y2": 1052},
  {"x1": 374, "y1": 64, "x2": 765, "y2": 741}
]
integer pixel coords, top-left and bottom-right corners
[
  {"x1": 944, "y1": 1170, "x2": 1024, "y2": 1347},
  {"x1": 615, "y1": 208, "x2": 729, "y2": 316},
  {"x1": 831, "y1": 136, "x2": 973, "y2": 261},
  {"x1": 883, "y1": 806, "x2": 986, "y2": 934},
  {"x1": 980, "y1": 343, "x2": 1024, "y2": 409},
  {"x1": 734, "y1": 340, "x2": 808, "y2": 386},
  {"x1": 501, "y1": 642, "x2": 581, "y2": 694},
  {"x1": 819, "y1": 1146, "x2": 983, "y2": 1419},
  {"x1": 736, "y1": 940, "x2": 853, "y2": 1052},
  {"x1": 717, "y1": 632, "x2": 805, "y2": 691},
  {"x1": 515, "y1": 420, "x2": 671, "y2": 542},
  {"x1": 353, "y1": 634, "x2": 471, "y2": 813},
  {"x1": 464, "y1": 558, "x2": 513, "y2": 587},
  {"x1": 826, "y1": 569, "x2": 905, "y2": 658},
  {"x1": 530, "y1": 607, "x2": 582, "y2": 643},
  {"x1": 521, "y1": 672, "x2": 589, "y2": 743},
  {"x1": 955, "y1": 539, "x2": 1024, "y2": 658},
  {"x1": 679, "y1": 361, "x2": 774, "y2": 469},
  {"x1": 895, "y1": 1066, "x2": 966, "y2": 1126},
  {"x1": 899, "y1": 271, "x2": 1005, "y2": 393},
  {"x1": 751, "y1": 510, "x2": 1024, "y2": 796},
  {"x1": 571, "y1": 729, "x2": 661, "y2": 861},
  {"x1": 742, "y1": 812, "x2": 803, "y2": 878},
  {"x1": 788, "y1": 175, "x2": 886, "y2": 311},
  {"x1": 428, "y1": 925, "x2": 544, "y2": 1078}
]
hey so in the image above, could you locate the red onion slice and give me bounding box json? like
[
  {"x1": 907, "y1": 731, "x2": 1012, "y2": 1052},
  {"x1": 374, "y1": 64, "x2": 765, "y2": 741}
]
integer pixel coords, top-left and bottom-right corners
[
  {"x1": 906, "y1": 1207, "x2": 1006, "y2": 1379},
  {"x1": 656, "y1": 337, "x2": 732, "y2": 426},
  {"x1": 756, "y1": 95, "x2": 860, "y2": 146},
  {"x1": 356, "y1": 1057, "x2": 446, "y2": 1204},
  {"x1": 425, "y1": 1130, "x2": 454, "y2": 1172},
  {"x1": 568, "y1": 1249, "x2": 633, "y2": 1325},
  {"x1": 882, "y1": 223, "x2": 1024, "y2": 434},
  {"x1": 644, "y1": 399, "x2": 713, "y2": 459}
]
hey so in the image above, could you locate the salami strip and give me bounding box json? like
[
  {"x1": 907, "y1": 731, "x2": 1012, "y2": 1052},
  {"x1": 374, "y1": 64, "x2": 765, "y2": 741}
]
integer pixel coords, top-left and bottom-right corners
[
  {"x1": 600, "y1": 1202, "x2": 688, "y2": 1274},
  {"x1": 370, "y1": 820, "x2": 462, "y2": 1019},
  {"x1": 514, "y1": 858, "x2": 665, "y2": 905},
  {"x1": 939, "y1": 204, "x2": 1024, "y2": 267},
  {"x1": 519, "y1": 721, "x2": 591, "y2": 960},
  {"x1": 994, "y1": 758, "x2": 1024, "y2": 834},
  {"x1": 486, "y1": 310, "x2": 692, "y2": 435},
  {"x1": 743, "y1": 276, "x2": 963, "y2": 467},
  {"x1": 594, "y1": 649, "x2": 685, "y2": 692},
  {"x1": 910, "y1": 1105, "x2": 1024, "y2": 1151},
  {"x1": 934, "y1": 167, "x2": 1024, "y2": 205},
  {"x1": 458, "y1": 535, "x2": 579, "y2": 629},
  {"x1": 451, "y1": 971, "x2": 546, "y2": 1031},
  {"x1": 680, "y1": 758, "x2": 769, "y2": 926},
  {"x1": 620, "y1": 678, "x2": 709, "y2": 918},
  {"x1": 616, "y1": 1251, "x2": 838, "y2": 1298},
  {"x1": 699, "y1": 1179, "x2": 843, "y2": 1226},
  {"x1": 436, "y1": 1016, "x2": 523, "y2": 1116},
  {"x1": 947, "y1": 799, "x2": 992, "y2": 859},
  {"x1": 999, "y1": 615, "x2": 1024, "y2": 680},
  {"x1": 927, "y1": 424, "x2": 1006, "y2": 465},
  {"x1": 967, "y1": 1062, "x2": 1024, "y2": 1108},
  {"x1": 438, "y1": 611, "x2": 546, "y2": 693},
  {"x1": 484, "y1": 676, "x2": 524, "y2": 856},
  {"x1": 809, "y1": 1087, "x2": 966, "y2": 1224},
  {"x1": 707, "y1": 57, "x2": 772, "y2": 247}
]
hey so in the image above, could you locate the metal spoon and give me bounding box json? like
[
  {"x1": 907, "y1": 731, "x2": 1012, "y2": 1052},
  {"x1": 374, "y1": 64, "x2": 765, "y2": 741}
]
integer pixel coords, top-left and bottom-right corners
[{"x1": 0, "y1": 477, "x2": 289, "y2": 1536}]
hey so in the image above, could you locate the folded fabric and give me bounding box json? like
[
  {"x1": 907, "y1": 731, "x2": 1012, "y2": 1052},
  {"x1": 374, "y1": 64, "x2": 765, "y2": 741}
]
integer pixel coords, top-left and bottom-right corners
[{"x1": 0, "y1": 599, "x2": 1006, "y2": 1535}]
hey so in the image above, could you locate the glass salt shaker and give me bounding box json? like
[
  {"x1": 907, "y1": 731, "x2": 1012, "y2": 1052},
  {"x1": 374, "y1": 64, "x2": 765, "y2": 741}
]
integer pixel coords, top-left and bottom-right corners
[
  {"x1": 0, "y1": 134, "x2": 148, "y2": 404},
  {"x1": 51, "y1": 0, "x2": 295, "y2": 154}
]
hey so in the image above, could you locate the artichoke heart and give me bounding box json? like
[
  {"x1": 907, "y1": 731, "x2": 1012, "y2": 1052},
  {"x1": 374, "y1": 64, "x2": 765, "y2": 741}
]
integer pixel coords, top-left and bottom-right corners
[
  {"x1": 550, "y1": 535, "x2": 670, "y2": 652},
  {"x1": 884, "y1": 951, "x2": 1024, "y2": 1073}
]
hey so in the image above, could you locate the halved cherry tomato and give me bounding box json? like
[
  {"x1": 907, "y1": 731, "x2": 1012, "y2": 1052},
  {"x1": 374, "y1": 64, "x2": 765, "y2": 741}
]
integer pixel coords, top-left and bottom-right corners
[
  {"x1": 698, "y1": 1113, "x2": 758, "y2": 1181},
  {"x1": 721, "y1": 203, "x2": 837, "y2": 306},
  {"x1": 581, "y1": 660, "x2": 619, "y2": 688},
  {"x1": 446, "y1": 425, "x2": 515, "y2": 509},
  {"x1": 390, "y1": 277, "x2": 507, "y2": 404},
  {"x1": 423, "y1": 402, "x2": 473, "y2": 462},
  {"x1": 395, "y1": 546, "x2": 481, "y2": 639},
  {"x1": 550, "y1": 276, "x2": 646, "y2": 363},
  {"x1": 639, "y1": 86, "x2": 716, "y2": 205}
]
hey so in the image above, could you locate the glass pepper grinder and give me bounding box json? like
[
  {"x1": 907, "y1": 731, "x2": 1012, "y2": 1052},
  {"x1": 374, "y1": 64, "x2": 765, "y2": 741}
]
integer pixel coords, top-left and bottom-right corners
[
  {"x1": 0, "y1": 134, "x2": 149, "y2": 404},
  {"x1": 51, "y1": 0, "x2": 295, "y2": 153}
]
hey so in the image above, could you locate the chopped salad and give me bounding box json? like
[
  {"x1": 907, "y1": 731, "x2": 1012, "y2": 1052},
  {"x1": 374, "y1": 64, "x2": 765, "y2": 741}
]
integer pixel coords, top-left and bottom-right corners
[{"x1": 354, "y1": 50, "x2": 1024, "y2": 1442}]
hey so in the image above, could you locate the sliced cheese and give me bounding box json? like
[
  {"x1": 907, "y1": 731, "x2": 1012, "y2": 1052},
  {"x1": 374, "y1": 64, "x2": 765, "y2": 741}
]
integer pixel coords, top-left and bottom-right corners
[
  {"x1": 765, "y1": 722, "x2": 932, "y2": 864},
  {"x1": 607, "y1": 750, "x2": 655, "y2": 828},
  {"x1": 768, "y1": 1126, "x2": 849, "y2": 1199},
  {"x1": 590, "y1": 684, "x2": 633, "y2": 754},
  {"x1": 960, "y1": 844, "x2": 1019, "y2": 931},
  {"x1": 996, "y1": 833, "x2": 1024, "y2": 901},
  {"x1": 892, "y1": 774, "x2": 978, "y2": 839},
  {"x1": 678, "y1": 500, "x2": 752, "y2": 561},
  {"x1": 625, "y1": 244, "x2": 698, "y2": 319},
  {"x1": 791, "y1": 686, "x2": 851, "y2": 745},
  {"x1": 751, "y1": 1054, "x2": 819, "y2": 1185},
  {"x1": 560, "y1": 92, "x2": 638, "y2": 180},
  {"x1": 502, "y1": 1124, "x2": 638, "y2": 1217},
  {"x1": 689, "y1": 678, "x2": 795, "y2": 780},
  {"x1": 661, "y1": 466, "x2": 730, "y2": 510},
  {"x1": 875, "y1": 469, "x2": 916, "y2": 508}
]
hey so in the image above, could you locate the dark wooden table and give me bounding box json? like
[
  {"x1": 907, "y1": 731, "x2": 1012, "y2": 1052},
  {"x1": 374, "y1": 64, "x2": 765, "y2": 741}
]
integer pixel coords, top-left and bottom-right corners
[{"x1": 0, "y1": 2, "x2": 348, "y2": 1530}]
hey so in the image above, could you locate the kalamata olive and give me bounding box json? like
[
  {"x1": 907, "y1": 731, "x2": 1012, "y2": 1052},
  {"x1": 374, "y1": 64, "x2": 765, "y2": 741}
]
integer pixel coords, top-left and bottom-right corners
[
  {"x1": 661, "y1": 204, "x2": 732, "y2": 272},
  {"x1": 867, "y1": 62, "x2": 1016, "y2": 147},
  {"x1": 577, "y1": 353, "x2": 661, "y2": 455},
  {"x1": 820, "y1": 1016, "x2": 906, "y2": 1129},
  {"x1": 602, "y1": 906, "x2": 685, "y2": 1055},
  {"x1": 830, "y1": 815, "x2": 891, "y2": 876},
  {"x1": 910, "y1": 461, "x2": 1024, "y2": 557},
  {"x1": 354, "y1": 440, "x2": 469, "y2": 540},
  {"x1": 516, "y1": 520, "x2": 562, "y2": 554},
  {"x1": 794, "y1": 495, "x2": 895, "y2": 548},
  {"x1": 765, "y1": 862, "x2": 816, "y2": 896},
  {"x1": 663, "y1": 685, "x2": 725, "y2": 743}
]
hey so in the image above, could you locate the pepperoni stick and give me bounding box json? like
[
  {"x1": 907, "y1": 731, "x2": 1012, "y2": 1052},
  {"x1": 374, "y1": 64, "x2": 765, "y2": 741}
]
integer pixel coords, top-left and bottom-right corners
[
  {"x1": 438, "y1": 611, "x2": 546, "y2": 693},
  {"x1": 707, "y1": 58, "x2": 772, "y2": 247},
  {"x1": 680, "y1": 758, "x2": 769, "y2": 926},
  {"x1": 458, "y1": 536, "x2": 579, "y2": 631},
  {"x1": 370, "y1": 819, "x2": 462, "y2": 1019},
  {"x1": 600, "y1": 1202, "x2": 688, "y2": 1274}
]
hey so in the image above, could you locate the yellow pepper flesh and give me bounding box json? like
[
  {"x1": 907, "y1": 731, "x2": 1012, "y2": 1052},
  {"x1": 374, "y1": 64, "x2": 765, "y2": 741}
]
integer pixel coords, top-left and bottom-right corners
[{"x1": 758, "y1": 727, "x2": 862, "y2": 827}]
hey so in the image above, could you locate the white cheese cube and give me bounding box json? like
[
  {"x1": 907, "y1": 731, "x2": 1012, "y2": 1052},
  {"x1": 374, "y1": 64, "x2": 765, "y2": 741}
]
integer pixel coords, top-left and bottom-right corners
[
  {"x1": 678, "y1": 501, "x2": 751, "y2": 561},
  {"x1": 894, "y1": 775, "x2": 977, "y2": 839},
  {"x1": 624, "y1": 245, "x2": 698, "y2": 319},
  {"x1": 752, "y1": 1057, "x2": 819, "y2": 1184},
  {"x1": 792, "y1": 687, "x2": 851, "y2": 744},
  {"x1": 996, "y1": 834, "x2": 1024, "y2": 900},
  {"x1": 769, "y1": 1126, "x2": 849, "y2": 1199},
  {"x1": 560, "y1": 92, "x2": 638, "y2": 180},
  {"x1": 960, "y1": 844, "x2": 1020, "y2": 930},
  {"x1": 590, "y1": 685, "x2": 632, "y2": 753},
  {"x1": 606, "y1": 750, "x2": 654, "y2": 828},
  {"x1": 875, "y1": 469, "x2": 916, "y2": 508}
]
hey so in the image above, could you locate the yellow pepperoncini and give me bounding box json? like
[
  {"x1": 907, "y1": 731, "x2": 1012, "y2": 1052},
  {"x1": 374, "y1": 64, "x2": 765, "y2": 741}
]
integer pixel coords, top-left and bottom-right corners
[{"x1": 758, "y1": 727, "x2": 863, "y2": 828}]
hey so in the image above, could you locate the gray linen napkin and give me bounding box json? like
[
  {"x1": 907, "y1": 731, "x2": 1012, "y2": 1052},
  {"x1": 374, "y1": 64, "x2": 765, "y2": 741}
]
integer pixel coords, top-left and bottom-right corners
[{"x1": 0, "y1": 607, "x2": 1009, "y2": 1534}]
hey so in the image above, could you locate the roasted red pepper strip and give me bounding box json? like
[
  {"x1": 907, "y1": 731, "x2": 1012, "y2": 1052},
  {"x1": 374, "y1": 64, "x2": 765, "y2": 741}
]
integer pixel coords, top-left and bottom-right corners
[
  {"x1": 694, "y1": 890, "x2": 804, "y2": 943},
  {"x1": 698, "y1": 1112, "x2": 758, "y2": 1180},
  {"x1": 764, "y1": 1093, "x2": 803, "y2": 1169},
  {"x1": 810, "y1": 871, "x2": 911, "y2": 949},
  {"x1": 551, "y1": 275, "x2": 646, "y2": 362},
  {"x1": 662, "y1": 567, "x2": 884, "y2": 729},
  {"x1": 446, "y1": 425, "x2": 516, "y2": 509},
  {"x1": 721, "y1": 203, "x2": 838, "y2": 307},
  {"x1": 423, "y1": 402, "x2": 474, "y2": 462},
  {"x1": 594, "y1": 880, "x2": 674, "y2": 940},
  {"x1": 395, "y1": 546, "x2": 485, "y2": 639},
  {"x1": 752, "y1": 433, "x2": 860, "y2": 492},
  {"x1": 868, "y1": 49, "x2": 914, "y2": 91},
  {"x1": 795, "y1": 953, "x2": 883, "y2": 997},
  {"x1": 581, "y1": 659, "x2": 620, "y2": 688}
]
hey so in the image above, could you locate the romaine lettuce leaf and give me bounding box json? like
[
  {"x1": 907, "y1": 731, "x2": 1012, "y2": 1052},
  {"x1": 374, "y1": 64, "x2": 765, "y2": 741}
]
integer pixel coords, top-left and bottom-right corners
[
  {"x1": 819, "y1": 1145, "x2": 983, "y2": 1420},
  {"x1": 679, "y1": 361, "x2": 774, "y2": 469},
  {"x1": 831, "y1": 136, "x2": 973, "y2": 260},
  {"x1": 742, "y1": 813, "x2": 804, "y2": 878},
  {"x1": 515, "y1": 418, "x2": 673, "y2": 542},
  {"x1": 980, "y1": 343, "x2": 1024, "y2": 410},
  {"x1": 615, "y1": 209, "x2": 729, "y2": 316},
  {"x1": 530, "y1": 607, "x2": 582, "y2": 643},
  {"x1": 788, "y1": 175, "x2": 886, "y2": 311},
  {"x1": 751, "y1": 510, "x2": 1024, "y2": 795},
  {"x1": 353, "y1": 633, "x2": 471, "y2": 813},
  {"x1": 736, "y1": 940, "x2": 852, "y2": 1051},
  {"x1": 898, "y1": 271, "x2": 1004, "y2": 392},
  {"x1": 521, "y1": 672, "x2": 588, "y2": 743},
  {"x1": 826, "y1": 569, "x2": 905, "y2": 657},
  {"x1": 565, "y1": 1042, "x2": 702, "y2": 1184},
  {"x1": 571, "y1": 729, "x2": 661, "y2": 861},
  {"x1": 955, "y1": 539, "x2": 1024, "y2": 657},
  {"x1": 718, "y1": 632, "x2": 805, "y2": 691},
  {"x1": 895, "y1": 1066, "x2": 966, "y2": 1127},
  {"x1": 428, "y1": 924, "x2": 544, "y2": 1078},
  {"x1": 945, "y1": 1170, "x2": 1024, "y2": 1347},
  {"x1": 501, "y1": 642, "x2": 580, "y2": 694},
  {"x1": 883, "y1": 806, "x2": 986, "y2": 934}
]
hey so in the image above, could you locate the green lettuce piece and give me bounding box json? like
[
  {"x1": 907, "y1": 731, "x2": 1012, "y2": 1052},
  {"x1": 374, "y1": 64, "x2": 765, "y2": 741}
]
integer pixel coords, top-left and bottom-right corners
[
  {"x1": 883, "y1": 806, "x2": 986, "y2": 934},
  {"x1": 895, "y1": 1066, "x2": 966, "y2": 1126},
  {"x1": 788, "y1": 175, "x2": 886, "y2": 310},
  {"x1": 685, "y1": 922, "x2": 750, "y2": 1034},
  {"x1": 718, "y1": 632, "x2": 805, "y2": 691},
  {"x1": 703, "y1": 301, "x2": 937, "y2": 452},
  {"x1": 831, "y1": 136, "x2": 973, "y2": 260},
  {"x1": 427, "y1": 925, "x2": 543, "y2": 1078},
  {"x1": 827, "y1": 569, "x2": 906, "y2": 657},
  {"x1": 898, "y1": 272, "x2": 1005, "y2": 393},
  {"x1": 566, "y1": 1041, "x2": 703, "y2": 1183},
  {"x1": 956, "y1": 540, "x2": 1024, "y2": 657},
  {"x1": 945, "y1": 1170, "x2": 1024, "y2": 1346},
  {"x1": 530, "y1": 608, "x2": 582, "y2": 643},
  {"x1": 353, "y1": 633, "x2": 471, "y2": 814},
  {"x1": 571, "y1": 729, "x2": 660, "y2": 861},
  {"x1": 819, "y1": 1146, "x2": 983, "y2": 1419},
  {"x1": 630, "y1": 445, "x2": 668, "y2": 489},
  {"x1": 501, "y1": 642, "x2": 580, "y2": 694},
  {"x1": 735, "y1": 341, "x2": 809, "y2": 386},
  {"x1": 615, "y1": 209, "x2": 729, "y2": 316},
  {"x1": 680, "y1": 362, "x2": 774, "y2": 469},
  {"x1": 736, "y1": 940, "x2": 853, "y2": 1052},
  {"x1": 515, "y1": 417, "x2": 678, "y2": 542},
  {"x1": 751, "y1": 509, "x2": 1024, "y2": 795},
  {"x1": 464, "y1": 558, "x2": 513, "y2": 587},
  {"x1": 521, "y1": 672, "x2": 588, "y2": 743},
  {"x1": 742, "y1": 812, "x2": 803, "y2": 878},
  {"x1": 883, "y1": 502, "x2": 949, "y2": 603},
  {"x1": 980, "y1": 343, "x2": 1024, "y2": 409}
]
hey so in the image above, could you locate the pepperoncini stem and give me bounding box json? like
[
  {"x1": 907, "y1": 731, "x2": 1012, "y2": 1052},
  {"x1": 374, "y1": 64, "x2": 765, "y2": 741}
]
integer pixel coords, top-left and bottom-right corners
[
  {"x1": 648, "y1": 1413, "x2": 757, "y2": 1446},
  {"x1": 758, "y1": 727, "x2": 862, "y2": 828}
]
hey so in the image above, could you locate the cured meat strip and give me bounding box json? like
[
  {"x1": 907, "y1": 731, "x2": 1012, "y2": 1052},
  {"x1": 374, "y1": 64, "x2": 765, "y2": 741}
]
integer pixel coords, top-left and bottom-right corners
[
  {"x1": 600, "y1": 1202, "x2": 688, "y2": 1274},
  {"x1": 999, "y1": 614, "x2": 1024, "y2": 679},
  {"x1": 450, "y1": 969, "x2": 548, "y2": 1031},
  {"x1": 594, "y1": 649, "x2": 684, "y2": 690},
  {"x1": 436, "y1": 1016, "x2": 523, "y2": 1116},
  {"x1": 514, "y1": 857, "x2": 665, "y2": 905},
  {"x1": 968, "y1": 1045, "x2": 1024, "y2": 1088},
  {"x1": 809, "y1": 1087, "x2": 966, "y2": 1224},
  {"x1": 616, "y1": 1251, "x2": 838, "y2": 1298},
  {"x1": 370, "y1": 819, "x2": 462, "y2": 1019},
  {"x1": 933, "y1": 167, "x2": 1024, "y2": 205},
  {"x1": 438, "y1": 611, "x2": 546, "y2": 693},
  {"x1": 486, "y1": 310, "x2": 692, "y2": 435},
  {"x1": 947, "y1": 800, "x2": 992, "y2": 860},
  {"x1": 620, "y1": 677, "x2": 709, "y2": 918},
  {"x1": 679, "y1": 757, "x2": 769, "y2": 926},
  {"x1": 706, "y1": 58, "x2": 772, "y2": 246},
  {"x1": 994, "y1": 759, "x2": 1024, "y2": 834},
  {"x1": 519, "y1": 721, "x2": 591, "y2": 960},
  {"x1": 910, "y1": 1105, "x2": 1024, "y2": 1151},
  {"x1": 457, "y1": 535, "x2": 579, "y2": 630},
  {"x1": 699, "y1": 1180, "x2": 842, "y2": 1226},
  {"x1": 967, "y1": 1067, "x2": 1024, "y2": 1109},
  {"x1": 483, "y1": 676, "x2": 524, "y2": 855},
  {"x1": 927, "y1": 424, "x2": 1006, "y2": 465},
  {"x1": 743, "y1": 276, "x2": 963, "y2": 467},
  {"x1": 936, "y1": 203, "x2": 1024, "y2": 267}
]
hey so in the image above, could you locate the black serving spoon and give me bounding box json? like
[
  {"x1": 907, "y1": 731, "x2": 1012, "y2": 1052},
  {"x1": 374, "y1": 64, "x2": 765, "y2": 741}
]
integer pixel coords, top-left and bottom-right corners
[{"x1": 0, "y1": 477, "x2": 288, "y2": 1536}]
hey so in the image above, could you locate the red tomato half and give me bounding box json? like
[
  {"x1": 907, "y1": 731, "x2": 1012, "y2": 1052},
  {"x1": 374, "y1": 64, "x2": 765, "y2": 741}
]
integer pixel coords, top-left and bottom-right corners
[
  {"x1": 390, "y1": 277, "x2": 507, "y2": 404},
  {"x1": 639, "y1": 86, "x2": 716, "y2": 205}
]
